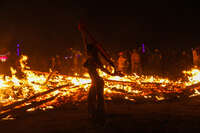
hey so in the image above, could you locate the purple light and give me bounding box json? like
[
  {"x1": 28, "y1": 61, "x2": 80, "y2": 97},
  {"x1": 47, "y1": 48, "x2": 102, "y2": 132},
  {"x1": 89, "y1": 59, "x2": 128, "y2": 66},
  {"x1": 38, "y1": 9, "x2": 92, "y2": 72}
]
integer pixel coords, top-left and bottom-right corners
[
  {"x1": 17, "y1": 48, "x2": 20, "y2": 56},
  {"x1": 17, "y1": 43, "x2": 20, "y2": 56},
  {"x1": 142, "y1": 43, "x2": 145, "y2": 53}
]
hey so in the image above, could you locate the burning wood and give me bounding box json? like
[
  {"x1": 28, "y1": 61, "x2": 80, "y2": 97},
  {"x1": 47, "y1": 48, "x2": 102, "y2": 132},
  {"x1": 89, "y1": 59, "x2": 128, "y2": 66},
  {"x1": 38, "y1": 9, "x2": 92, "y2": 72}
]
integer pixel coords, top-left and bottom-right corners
[
  {"x1": 0, "y1": 84, "x2": 70, "y2": 112},
  {"x1": 0, "y1": 95, "x2": 58, "y2": 119},
  {"x1": 185, "y1": 82, "x2": 200, "y2": 90},
  {"x1": 1, "y1": 55, "x2": 200, "y2": 119}
]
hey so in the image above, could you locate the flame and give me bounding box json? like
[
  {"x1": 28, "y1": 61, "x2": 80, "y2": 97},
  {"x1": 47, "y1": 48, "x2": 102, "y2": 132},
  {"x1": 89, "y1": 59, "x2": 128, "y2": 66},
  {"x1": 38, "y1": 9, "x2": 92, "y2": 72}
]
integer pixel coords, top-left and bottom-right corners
[
  {"x1": 183, "y1": 68, "x2": 200, "y2": 86},
  {"x1": 0, "y1": 55, "x2": 200, "y2": 119}
]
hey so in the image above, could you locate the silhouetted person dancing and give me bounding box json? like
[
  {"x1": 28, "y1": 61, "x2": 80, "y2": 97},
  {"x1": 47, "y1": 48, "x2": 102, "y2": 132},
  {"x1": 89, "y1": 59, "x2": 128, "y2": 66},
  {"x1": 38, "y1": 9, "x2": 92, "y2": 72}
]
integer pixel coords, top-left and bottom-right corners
[{"x1": 78, "y1": 23, "x2": 122, "y2": 123}]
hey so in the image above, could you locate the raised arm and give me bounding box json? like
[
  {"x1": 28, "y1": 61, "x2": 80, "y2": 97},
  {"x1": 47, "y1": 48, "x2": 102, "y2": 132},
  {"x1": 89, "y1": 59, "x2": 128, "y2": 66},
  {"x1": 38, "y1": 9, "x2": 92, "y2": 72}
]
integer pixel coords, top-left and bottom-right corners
[
  {"x1": 78, "y1": 23, "x2": 115, "y2": 66},
  {"x1": 78, "y1": 23, "x2": 98, "y2": 54},
  {"x1": 78, "y1": 22, "x2": 124, "y2": 76}
]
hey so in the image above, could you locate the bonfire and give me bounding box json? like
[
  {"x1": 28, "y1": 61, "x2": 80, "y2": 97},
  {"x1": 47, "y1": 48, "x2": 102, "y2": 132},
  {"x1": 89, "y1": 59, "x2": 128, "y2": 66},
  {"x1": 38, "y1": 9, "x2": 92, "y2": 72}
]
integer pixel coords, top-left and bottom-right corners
[{"x1": 0, "y1": 55, "x2": 200, "y2": 120}]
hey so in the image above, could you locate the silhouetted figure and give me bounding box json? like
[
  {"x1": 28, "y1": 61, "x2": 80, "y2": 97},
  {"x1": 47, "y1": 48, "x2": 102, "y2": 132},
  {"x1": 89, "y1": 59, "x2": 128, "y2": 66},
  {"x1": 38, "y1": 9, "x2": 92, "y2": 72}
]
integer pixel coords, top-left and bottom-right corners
[
  {"x1": 78, "y1": 22, "x2": 120, "y2": 124},
  {"x1": 151, "y1": 49, "x2": 162, "y2": 75},
  {"x1": 49, "y1": 55, "x2": 62, "y2": 73},
  {"x1": 55, "y1": 55, "x2": 62, "y2": 73},
  {"x1": 15, "y1": 56, "x2": 25, "y2": 79},
  {"x1": 117, "y1": 52, "x2": 127, "y2": 73},
  {"x1": 64, "y1": 48, "x2": 74, "y2": 75},
  {"x1": 72, "y1": 49, "x2": 82, "y2": 75},
  {"x1": 50, "y1": 56, "x2": 56, "y2": 70},
  {"x1": 192, "y1": 47, "x2": 200, "y2": 67},
  {"x1": 131, "y1": 49, "x2": 141, "y2": 74}
]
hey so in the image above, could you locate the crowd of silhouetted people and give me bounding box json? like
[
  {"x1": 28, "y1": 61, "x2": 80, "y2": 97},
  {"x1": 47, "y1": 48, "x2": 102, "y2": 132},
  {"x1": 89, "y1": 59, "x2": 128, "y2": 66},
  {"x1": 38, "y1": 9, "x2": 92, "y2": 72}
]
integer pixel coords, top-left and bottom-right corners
[
  {"x1": 46, "y1": 46, "x2": 198, "y2": 80},
  {"x1": 1, "y1": 45, "x2": 200, "y2": 80},
  {"x1": 114, "y1": 47, "x2": 194, "y2": 80}
]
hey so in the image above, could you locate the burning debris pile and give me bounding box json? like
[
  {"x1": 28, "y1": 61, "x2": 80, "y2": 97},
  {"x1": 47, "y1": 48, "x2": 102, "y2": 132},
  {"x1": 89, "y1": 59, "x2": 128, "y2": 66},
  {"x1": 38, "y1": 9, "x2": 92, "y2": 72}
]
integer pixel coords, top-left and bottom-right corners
[{"x1": 0, "y1": 55, "x2": 200, "y2": 120}]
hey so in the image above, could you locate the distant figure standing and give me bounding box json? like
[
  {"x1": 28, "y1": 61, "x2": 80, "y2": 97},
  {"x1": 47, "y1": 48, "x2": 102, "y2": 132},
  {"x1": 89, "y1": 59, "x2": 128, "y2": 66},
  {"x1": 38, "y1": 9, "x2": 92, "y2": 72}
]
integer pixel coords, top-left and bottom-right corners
[
  {"x1": 50, "y1": 56, "x2": 56, "y2": 70},
  {"x1": 50, "y1": 55, "x2": 62, "y2": 73},
  {"x1": 117, "y1": 52, "x2": 127, "y2": 73},
  {"x1": 179, "y1": 50, "x2": 191, "y2": 71},
  {"x1": 64, "y1": 48, "x2": 73, "y2": 75},
  {"x1": 151, "y1": 49, "x2": 162, "y2": 75},
  {"x1": 72, "y1": 49, "x2": 82, "y2": 75},
  {"x1": 131, "y1": 49, "x2": 141, "y2": 74},
  {"x1": 192, "y1": 47, "x2": 200, "y2": 67},
  {"x1": 55, "y1": 55, "x2": 62, "y2": 73}
]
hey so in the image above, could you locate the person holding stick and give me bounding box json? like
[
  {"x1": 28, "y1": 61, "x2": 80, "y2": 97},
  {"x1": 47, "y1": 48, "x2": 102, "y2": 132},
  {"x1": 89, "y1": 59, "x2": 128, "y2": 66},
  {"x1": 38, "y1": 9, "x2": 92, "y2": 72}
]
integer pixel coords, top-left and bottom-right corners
[{"x1": 78, "y1": 22, "x2": 123, "y2": 123}]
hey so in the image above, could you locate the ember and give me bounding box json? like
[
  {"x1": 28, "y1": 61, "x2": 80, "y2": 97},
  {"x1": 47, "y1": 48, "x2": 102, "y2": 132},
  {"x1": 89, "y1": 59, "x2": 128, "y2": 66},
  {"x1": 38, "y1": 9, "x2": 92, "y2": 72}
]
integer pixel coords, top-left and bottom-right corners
[{"x1": 0, "y1": 55, "x2": 200, "y2": 119}]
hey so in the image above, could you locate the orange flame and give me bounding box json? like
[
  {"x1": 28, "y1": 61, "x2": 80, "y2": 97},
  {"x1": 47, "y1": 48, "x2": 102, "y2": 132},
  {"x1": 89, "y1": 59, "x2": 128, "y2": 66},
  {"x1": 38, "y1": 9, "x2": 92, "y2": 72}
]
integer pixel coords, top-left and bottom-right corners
[{"x1": 0, "y1": 55, "x2": 200, "y2": 117}]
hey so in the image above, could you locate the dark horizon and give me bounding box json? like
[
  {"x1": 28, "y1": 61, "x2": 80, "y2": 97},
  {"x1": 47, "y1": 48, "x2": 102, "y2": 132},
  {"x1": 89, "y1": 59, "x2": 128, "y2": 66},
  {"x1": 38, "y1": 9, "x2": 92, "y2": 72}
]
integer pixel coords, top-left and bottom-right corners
[{"x1": 0, "y1": 0, "x2": 200, "y2": 55}]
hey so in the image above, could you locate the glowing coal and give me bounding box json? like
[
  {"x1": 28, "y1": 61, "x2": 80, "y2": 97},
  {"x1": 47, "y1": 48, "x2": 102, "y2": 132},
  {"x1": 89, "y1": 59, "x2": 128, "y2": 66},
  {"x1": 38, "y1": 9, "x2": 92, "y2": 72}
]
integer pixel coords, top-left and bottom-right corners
[{"x1": 0, "y1": 55, "x2": 200, "y2": 119}]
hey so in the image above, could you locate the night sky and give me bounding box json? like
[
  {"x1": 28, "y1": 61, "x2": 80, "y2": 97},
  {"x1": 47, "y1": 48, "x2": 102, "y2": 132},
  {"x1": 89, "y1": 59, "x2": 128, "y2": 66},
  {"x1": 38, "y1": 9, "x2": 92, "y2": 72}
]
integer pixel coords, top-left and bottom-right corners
[{"x1": 0, "y1": 0, "x2": 200, "y2": 55}]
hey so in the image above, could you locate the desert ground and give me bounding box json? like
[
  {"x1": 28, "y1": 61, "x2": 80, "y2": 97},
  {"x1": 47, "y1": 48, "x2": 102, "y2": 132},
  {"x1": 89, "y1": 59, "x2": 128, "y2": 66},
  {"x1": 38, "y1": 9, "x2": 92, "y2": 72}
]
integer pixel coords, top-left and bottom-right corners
[{"x1": 1, "y1": 95, "x2": 200, "y2": 133}]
